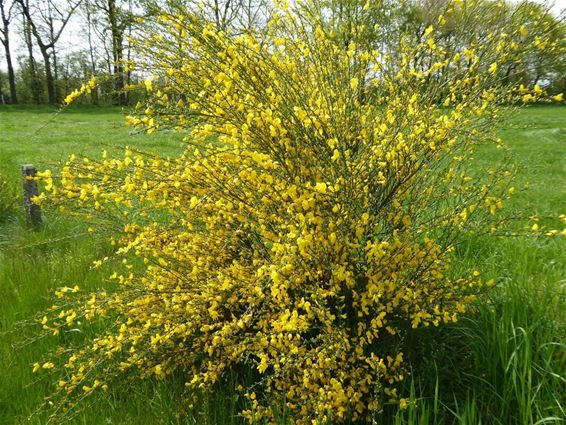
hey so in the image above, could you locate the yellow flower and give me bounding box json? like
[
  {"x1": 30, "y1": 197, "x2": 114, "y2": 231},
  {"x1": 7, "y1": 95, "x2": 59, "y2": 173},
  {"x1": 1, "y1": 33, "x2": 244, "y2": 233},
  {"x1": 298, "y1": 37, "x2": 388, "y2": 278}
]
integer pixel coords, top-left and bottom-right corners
[
  {"x1": 350, "y1": 77, "x2": 359, "y2": 90},
  {"x1": 315, "y1": 182, "x2": 327, "y2": 193},
  {"x1": 519, "y1": 25, "x2": 527, "y2": 37},
  {"x1": 35, "y1": 3, "x2": 534, "y2": 421}
]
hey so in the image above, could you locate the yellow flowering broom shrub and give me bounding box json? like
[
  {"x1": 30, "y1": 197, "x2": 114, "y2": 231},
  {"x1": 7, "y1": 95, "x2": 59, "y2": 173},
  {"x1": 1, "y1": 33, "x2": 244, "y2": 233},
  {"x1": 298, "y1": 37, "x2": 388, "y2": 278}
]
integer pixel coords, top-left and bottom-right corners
[{"x1": 33, "y1": 0, "x2": 564, "y2": 422}]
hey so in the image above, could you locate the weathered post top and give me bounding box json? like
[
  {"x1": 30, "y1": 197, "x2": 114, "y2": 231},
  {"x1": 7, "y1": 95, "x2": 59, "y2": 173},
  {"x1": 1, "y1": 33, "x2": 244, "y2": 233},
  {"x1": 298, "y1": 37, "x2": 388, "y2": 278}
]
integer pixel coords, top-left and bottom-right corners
[
  {"x1": 22, "y1": 164, "x2": 42, "y2": 227},
  {"x1": 22, "y1": 164, "x2": 37, "y2": 177}
]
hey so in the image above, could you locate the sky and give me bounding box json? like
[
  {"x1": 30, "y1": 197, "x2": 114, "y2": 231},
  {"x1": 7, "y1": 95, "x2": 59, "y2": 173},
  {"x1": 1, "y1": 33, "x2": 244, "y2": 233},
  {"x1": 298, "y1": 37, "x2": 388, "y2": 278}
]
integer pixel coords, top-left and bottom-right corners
[
  {"x1": 545, "y1": 0, "x2": 566, "y2": 12},
  {"x1": 1, "y1": 0, "x2": 565, "y2": 73}
]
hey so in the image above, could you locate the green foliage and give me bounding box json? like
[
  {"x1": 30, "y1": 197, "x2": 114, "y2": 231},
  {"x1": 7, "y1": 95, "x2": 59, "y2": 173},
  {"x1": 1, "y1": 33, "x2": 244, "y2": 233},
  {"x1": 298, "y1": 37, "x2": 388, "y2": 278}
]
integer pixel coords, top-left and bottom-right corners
[
  {"x1": 8, "y1": 3, "x2": 566, "y2": 424},
  {"x1": 463, "y1": 275, "x2": 565, "y2": 423},
  {"x1": 0, "y1": 171, "x2": 18, "y2": 223},
  {"x1": 0, "y1": 106, "x2": 564, "y2": 424},
  {"x1": 391, "y1": 237, "x2": 566, "y2": 425},
  {"x1": 34, "y1": 0, "x2": 549, "y2": 420}
]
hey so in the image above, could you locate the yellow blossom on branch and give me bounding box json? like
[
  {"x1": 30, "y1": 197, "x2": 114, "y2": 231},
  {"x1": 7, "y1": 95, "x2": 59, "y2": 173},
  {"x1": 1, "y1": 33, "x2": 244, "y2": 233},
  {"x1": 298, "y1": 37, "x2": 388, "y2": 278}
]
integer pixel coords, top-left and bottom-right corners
[{"x1": 33, "y1": 0, "x2": 562, "y2": 423}]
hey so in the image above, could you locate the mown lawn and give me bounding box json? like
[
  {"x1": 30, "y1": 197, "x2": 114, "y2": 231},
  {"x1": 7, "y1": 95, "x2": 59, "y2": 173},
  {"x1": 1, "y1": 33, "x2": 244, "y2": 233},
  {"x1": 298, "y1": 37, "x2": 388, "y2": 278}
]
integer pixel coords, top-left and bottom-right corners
[{"x1": 0, "y1": 105, "x2": 564, "y2": 424}]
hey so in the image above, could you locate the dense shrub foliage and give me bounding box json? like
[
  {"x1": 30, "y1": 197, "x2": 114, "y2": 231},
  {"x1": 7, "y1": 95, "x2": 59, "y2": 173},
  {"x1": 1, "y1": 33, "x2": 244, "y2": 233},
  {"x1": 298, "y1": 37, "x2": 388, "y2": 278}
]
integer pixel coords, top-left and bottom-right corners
[{"x1": 33, "y1": 0, "x2": 564, "y2": 423}]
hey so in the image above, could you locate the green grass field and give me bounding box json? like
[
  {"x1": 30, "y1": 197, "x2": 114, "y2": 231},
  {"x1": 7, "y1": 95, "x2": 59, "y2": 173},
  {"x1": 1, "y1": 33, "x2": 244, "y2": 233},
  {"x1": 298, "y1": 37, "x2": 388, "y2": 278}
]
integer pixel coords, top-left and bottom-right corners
[{"x1": 0, "y1": 105, "x2": 564, "y2": 424}]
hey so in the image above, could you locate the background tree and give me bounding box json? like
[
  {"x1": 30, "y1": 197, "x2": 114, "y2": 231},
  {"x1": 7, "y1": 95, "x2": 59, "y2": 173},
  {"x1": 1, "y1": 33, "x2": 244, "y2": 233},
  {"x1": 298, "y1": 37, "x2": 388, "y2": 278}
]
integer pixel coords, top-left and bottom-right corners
[
  {"x1": 78, "y1": 0, "x2": 102, "y2": 103},
  {"x1": 152, "y1": 0, "x2": 270, "y2": 33},
  {"x1": 0, "y1": 0, "x2": 17, "y2": 103},
  {"x1": 16, "y1": 0, "x2": 82, "y2": 104},
  {"x1": 20, "y1": 0, "x2": 42, "y2": 103},
  {"x1": 506, "y1": 2, "x2": 566, "y2": 91},
  {"x1": 0, "y1": 68, "x2": 4, "y2": 102},
  {"x1": 0, "y1": 0, "x2": 563, "y2": 106},
  {"x1": 86, "y1": 0, "x2": 136, "y2": 104}
]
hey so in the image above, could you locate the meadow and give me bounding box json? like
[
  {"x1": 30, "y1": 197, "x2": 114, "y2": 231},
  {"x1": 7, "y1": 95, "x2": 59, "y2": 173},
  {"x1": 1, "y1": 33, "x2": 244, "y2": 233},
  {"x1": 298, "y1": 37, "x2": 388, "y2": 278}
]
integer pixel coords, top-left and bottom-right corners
[{"x1": 0, "y1": 105, "x2": 564, "y2": 424}]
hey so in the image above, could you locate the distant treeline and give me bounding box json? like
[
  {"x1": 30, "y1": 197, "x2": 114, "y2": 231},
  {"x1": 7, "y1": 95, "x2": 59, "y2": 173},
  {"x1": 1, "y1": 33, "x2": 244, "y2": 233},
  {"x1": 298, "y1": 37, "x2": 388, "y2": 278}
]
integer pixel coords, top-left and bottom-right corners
[{"x1": 1, "y1": 0, "x2": 565, "y2": 106}]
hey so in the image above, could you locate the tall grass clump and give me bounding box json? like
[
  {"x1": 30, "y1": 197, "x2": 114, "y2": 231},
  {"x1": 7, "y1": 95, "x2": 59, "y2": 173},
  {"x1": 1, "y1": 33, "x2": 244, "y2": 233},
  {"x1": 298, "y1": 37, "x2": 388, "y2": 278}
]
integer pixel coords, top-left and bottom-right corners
[
  {"x1": 384, "y1": 237, "x2": 566, "y2": 425},
  {"x1": 0, "y1": 172, "x2": 18, "y2": 225},
  {"x1": 29, "y1": 0, "x2": 565, "y2": 423},
  {"x1": 460, "y1": 273, "x2": 565, "y2": 423}
]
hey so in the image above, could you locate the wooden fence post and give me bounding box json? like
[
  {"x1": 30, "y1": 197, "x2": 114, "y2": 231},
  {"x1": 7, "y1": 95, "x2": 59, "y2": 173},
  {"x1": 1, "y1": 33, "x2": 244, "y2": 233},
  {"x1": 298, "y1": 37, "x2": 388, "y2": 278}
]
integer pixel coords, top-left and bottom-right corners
[{"x1": 22, "y1": 164, "x2": 42, "y2": 226}]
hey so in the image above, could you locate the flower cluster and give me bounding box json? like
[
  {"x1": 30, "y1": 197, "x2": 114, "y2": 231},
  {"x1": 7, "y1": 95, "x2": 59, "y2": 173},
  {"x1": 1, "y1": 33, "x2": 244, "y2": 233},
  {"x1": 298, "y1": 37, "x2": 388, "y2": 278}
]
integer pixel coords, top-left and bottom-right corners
[
  {"x1": 35, "y1": 0, "x2": 562, "y2": 423},
  {"x1": 63, "y1": 76, "x2": 97, "y2": 105}
]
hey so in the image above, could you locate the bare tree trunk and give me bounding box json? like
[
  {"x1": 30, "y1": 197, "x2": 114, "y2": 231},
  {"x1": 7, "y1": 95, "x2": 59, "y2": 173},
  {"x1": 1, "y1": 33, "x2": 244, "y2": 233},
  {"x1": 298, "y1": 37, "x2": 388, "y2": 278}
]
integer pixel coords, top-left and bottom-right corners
[
  {"x1": 1, "y1": 32, "x2": 17, "y2": 103},
  {"x1": 85, "y1": 0, "x2": 98, "y2": 103},
  {"x1": 108, "y1": 0, "x2": 125, "y2": 105},
  {"x1": 39, "y1": 46, "x2": 56, "y2": 104},
  {"x1": 0, "y1": 0, "x2": 17, "y2": 103},
  {"x1": 124, "y1": 0, "x2": 133, "y2": 103},
  {"x1": 63, "y1": 59, "x2": 69, "y2": 95},
  {"x1": 48, "y1": 14, "x2": 59, "y2": 101},
  {"x1": 214, "y1": 0, "x2": 221, "y2": 29},
  {"x1": 49, "y1": 12, "x2": 59, "y2": 93},
  {"x1": 18, "y1": 0, "x2": 55, "y2": 103},
  {"x1": 17, "y1": 0, "x2": 82, "y2": 105},
  {"x1": 0, "y1": 71, "x2": 4, "y2": 104},
  {"x1": 23, "y1": 12, "x2": 40, "y2": 103}
]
